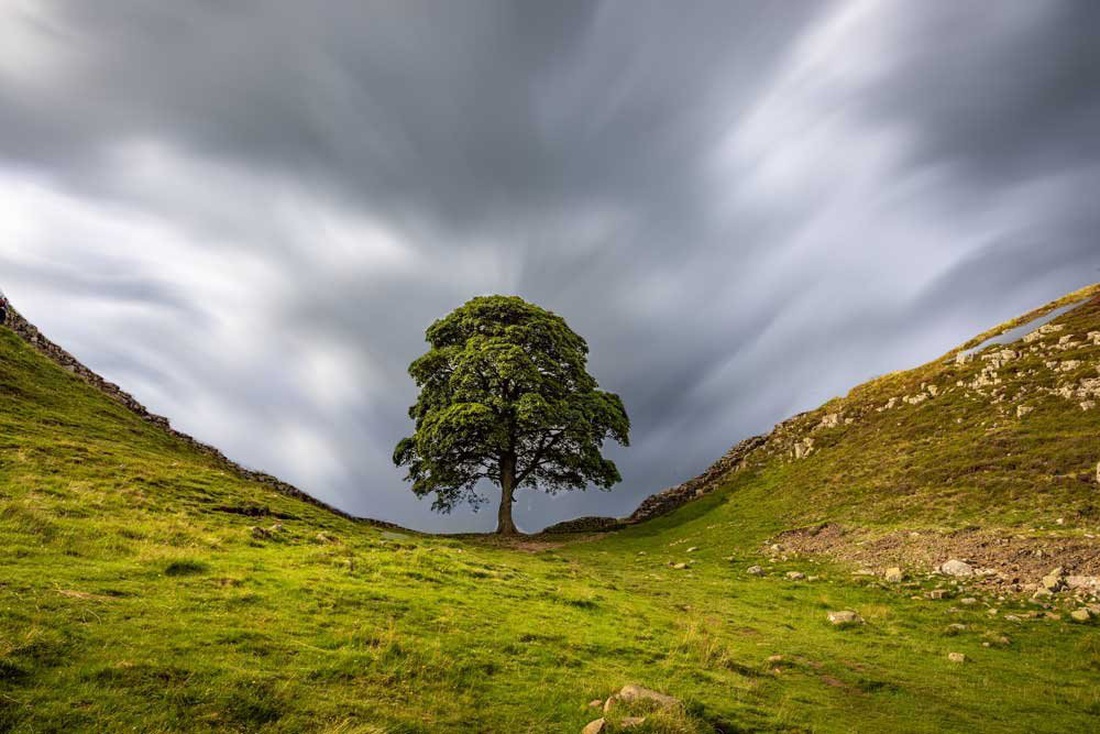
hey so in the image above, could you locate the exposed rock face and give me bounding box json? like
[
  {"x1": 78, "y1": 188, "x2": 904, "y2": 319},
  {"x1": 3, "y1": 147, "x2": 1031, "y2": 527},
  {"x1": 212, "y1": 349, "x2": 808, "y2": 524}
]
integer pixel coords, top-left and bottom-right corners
[{"x1": 0, "y1": 294, "x2": 403, "y2": 529}]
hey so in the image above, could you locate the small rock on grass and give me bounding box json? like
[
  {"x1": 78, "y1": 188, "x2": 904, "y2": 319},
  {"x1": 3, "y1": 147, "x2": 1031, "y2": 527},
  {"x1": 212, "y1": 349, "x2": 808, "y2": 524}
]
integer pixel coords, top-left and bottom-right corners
[
  {"x1": 588, "y1": 699, "x2": 603, "y2": 709},
  {"x1": 939, "y1": 559, "x2": 974, "y2": 577},
  {"x1": 746, "y1": 565, "x2": 765, "y2": 576},
  {"x1": 582, "y1": 718, "x2": 606, "y2": 734},
  {"x1": 948, "y1": 652, "x2": 966, "y2": 663},
  {"x1": 618, "y1": 684, "x2": 681, "y2": 708},
  {"x1": 1070, "y1": 608, "x2": 1093, "y2": 622},
  {"x1": 827, "y1": 610, "x2": 864, "y2": 626},
  {"x1": 671, "y1": 562, "x2": 690, "y2": 570},
  {"x1": 884, "y1": 567, "x2": 904, "y2": 583},
  {"x1": 786, "y1": 571, "x2": 805, "y2": 580}
]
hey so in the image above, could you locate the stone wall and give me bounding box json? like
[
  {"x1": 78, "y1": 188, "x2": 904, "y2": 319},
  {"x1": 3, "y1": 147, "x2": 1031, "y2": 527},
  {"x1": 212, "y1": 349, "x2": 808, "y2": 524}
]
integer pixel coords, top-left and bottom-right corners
[
  {"x1": 625, "y1": 433, "x2": 769, "y2": 523},
  {"x1": 0, "y1": 294, "x2": 404, "y2": 529}
]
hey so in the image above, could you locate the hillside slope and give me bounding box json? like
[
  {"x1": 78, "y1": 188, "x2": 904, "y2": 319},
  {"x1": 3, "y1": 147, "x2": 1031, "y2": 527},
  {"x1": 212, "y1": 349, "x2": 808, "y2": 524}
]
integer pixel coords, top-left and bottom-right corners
[{"x1": 2, "y1": 287, "x2": 1099, "y2": 733}]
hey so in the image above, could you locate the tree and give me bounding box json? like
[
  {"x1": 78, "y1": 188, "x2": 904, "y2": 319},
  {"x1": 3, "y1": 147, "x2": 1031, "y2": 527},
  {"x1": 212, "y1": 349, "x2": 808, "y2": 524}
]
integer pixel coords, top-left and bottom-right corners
[{"x1": 394, "y1": 295, "x2": 629, "y2": 534}]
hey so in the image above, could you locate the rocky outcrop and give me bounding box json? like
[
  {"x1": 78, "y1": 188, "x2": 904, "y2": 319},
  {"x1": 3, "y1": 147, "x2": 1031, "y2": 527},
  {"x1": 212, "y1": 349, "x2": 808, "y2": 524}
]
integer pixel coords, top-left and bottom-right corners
[{"x1": 0, "y1": 293, "x2": 404, "y2": 529}]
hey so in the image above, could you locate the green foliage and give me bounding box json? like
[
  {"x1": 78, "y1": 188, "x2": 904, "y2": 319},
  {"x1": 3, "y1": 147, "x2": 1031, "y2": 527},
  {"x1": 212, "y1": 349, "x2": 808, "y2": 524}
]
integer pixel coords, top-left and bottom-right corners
[{"x1": 394, "y1": 296, "x2": 629, "y2": 525}]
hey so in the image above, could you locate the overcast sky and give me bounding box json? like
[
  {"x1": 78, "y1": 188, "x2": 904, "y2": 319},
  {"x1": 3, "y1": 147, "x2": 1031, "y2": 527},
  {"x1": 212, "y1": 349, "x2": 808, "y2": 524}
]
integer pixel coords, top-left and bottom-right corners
[{"x1": 2, "y1": 0, "x2": 1098, "y2": 532}]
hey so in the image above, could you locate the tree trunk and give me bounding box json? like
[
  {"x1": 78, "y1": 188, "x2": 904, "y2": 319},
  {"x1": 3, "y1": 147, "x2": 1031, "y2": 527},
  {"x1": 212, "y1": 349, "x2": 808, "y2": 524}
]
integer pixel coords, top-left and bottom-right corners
[{"x1": 496, "y1": 454, "x2": 519, "y2": 535}]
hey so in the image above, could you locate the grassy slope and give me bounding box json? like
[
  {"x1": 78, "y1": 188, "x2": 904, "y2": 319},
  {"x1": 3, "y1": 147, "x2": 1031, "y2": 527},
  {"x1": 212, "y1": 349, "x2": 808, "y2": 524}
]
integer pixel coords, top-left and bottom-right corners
[{"x1": 2, "y1": 287, "x2": 1099, "y2": 733}]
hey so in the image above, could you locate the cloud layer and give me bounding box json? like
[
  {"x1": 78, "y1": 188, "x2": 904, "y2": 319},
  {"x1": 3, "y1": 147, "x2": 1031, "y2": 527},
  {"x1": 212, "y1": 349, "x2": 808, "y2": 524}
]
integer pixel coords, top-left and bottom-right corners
[{"x1": 2, "y1": 0, "x2": 1098, "y2": 531}]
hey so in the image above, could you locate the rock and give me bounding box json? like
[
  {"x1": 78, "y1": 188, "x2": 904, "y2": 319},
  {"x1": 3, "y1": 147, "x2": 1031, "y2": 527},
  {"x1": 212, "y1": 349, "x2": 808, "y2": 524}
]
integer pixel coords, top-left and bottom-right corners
[
  {"x1": 1032, "y1": 588, "x2": 1053, "y2": 600},
  {"x1": 959, "y1": 598, "x2": 978, "y2": 605},
  {"x1": 827, "y1": 610, "x2": 864, "y2": 626},
  {"x1": 852, "y1": 568, "x2": 876, "y2": 577},
  {"x1": 939, "y1": 559, "x2": 975, "y2": 577},
  {"x1": 766, "y1": 654, "x2": 784, "y2": 663},
  {"x1": 620, "y1": 717, "x2": 647, "y2": 729},
  {"x1": 746, "y1": 565, "x2": 765, "y2": 576},
  {"x1": 786, "y1": 571, "x2": 806, "y2": 580},
  {"x1": 618, "y1": 684, "x2": 681, "y2": 708},
  {"x1": 947, "y1": 623, "x2": 968, "y2": 633},
  {"x1": 686, "y1": 546, "x2": 700, "y2": 553},
  {"x1": 602, "y1": 696, "x2": 617, "y2": 713},
  {"x1": 671, "y1": 563, "x2": 690, "y2": 570},
  {"x1": 1016, "y1": 405, "x2": 1033, "y2": 418},
  {"x1": 1070, "y1": 608, "x2": 1093, "y2": 623},
  {"x1": 884, "y1": 567, "x2": 904, "y2": 583},
  {"x1": 948, "y1": 652, "x2": 966, "y2": 664},
  {"x1": 1041, "y1": 568, "x2": 1065, "y2": 592},
  {"x1": 582, "y1": 718, "x2": 607, "y2": 734},
  {"x1": 588, "y1": 700, "x2": 603, "y2": 709},
  {"x1": 927, "y1": 589, "x2": 948, "y2": 600}
]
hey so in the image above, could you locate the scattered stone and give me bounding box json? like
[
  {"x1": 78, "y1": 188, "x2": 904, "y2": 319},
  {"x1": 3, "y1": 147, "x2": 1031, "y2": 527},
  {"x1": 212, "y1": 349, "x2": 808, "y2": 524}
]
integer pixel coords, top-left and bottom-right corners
[
  {"x1": 746, "y1": 565, "x2": 765, "y2": 576},
  {"x1": 852, "y1": 568, "x2": 876, "y2": 577},
  {"x1": 582, "y1": 718, "x2": 607, "y2": 734},
  {"x1": 1016, "y1": 405, "x2": 1033, "y2": 418},
  {"x1": 1032, "y1": 589, "x2": 1054, "y2": 600},
  {"x1": 588, "y1": 700, "x2": 603, "y2": 709},
  {"x1": 948, "y1": 652, "x2": 966, "y2": 664},
  {"x1": 618, "y1": 684, "x2": 681, "y2": 709},
  {"x1": 786, "y1": 571, "x2": 806, "y2": 580},
  {"x1": 959, "y1": 598, "x2": 978, "y2": 606},
  {"x1": 686, "y1": 547, "x2": 700, "y2": 553},
  {"x1": 603, "y1": 696, "x2": 617, "y2": 714},
  {"x1": 671, "y1": 563, "x2": 690, "y2": 570},
  {"x1": 939, "y1": 559, "x2": 975, "y2": 577},
  {"x1": 884, "y1": 567, "x2": 904, "y2": 583},
  {"x1": 1041, "y1": 568, "x2": 1065, "y2": 592},
  {"x1": 1004, "y1": 614, "x2": 1022, "y2": 622},
  {"x1": 1070, "y1": 608, "x2": 1093, "y2": 623},
  {"x1": 927, "y1": 589, "x2": 949, "y2": 600},
  {"x1": 947, "y1": 624, "x2": 968, "y2": 633},
  {"x1": 827, "y1": 610, "x2": 864, "y2": 626},
  {"x1": 766, "y1": 655, "x2": 784, "y2": 664}
]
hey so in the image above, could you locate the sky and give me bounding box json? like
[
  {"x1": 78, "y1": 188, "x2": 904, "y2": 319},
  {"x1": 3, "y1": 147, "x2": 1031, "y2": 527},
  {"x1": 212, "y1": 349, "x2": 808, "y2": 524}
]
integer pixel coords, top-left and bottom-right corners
[{"x1": 1, "y1": 0, "x2": 1098, "y2": 532}]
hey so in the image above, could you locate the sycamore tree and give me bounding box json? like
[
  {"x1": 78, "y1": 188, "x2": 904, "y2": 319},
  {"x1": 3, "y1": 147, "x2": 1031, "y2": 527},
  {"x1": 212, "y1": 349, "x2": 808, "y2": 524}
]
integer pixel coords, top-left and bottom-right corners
[{"x1": 394, "y1": 295, "x2": 629, "y2": 535}]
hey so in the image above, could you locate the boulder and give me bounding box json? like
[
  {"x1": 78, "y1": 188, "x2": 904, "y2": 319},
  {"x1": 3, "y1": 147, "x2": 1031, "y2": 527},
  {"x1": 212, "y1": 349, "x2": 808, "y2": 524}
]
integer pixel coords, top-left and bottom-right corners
[
  {"x1": 827, "y1": 610, "x2": 864, "y2": 626},
  {"x1": 939, "y1": 559, "x2": 974, "y2": 577},
  {"x1": 1070, "y1": 608, "x2": 1093, "y2": 623}
]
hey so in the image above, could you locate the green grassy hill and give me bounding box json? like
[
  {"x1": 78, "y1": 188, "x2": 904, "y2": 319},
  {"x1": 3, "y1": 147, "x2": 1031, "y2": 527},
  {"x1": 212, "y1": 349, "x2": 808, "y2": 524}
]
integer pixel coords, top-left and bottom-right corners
[{"x1": 2, "y1": 286, "x2": 1099, "y2": 733}]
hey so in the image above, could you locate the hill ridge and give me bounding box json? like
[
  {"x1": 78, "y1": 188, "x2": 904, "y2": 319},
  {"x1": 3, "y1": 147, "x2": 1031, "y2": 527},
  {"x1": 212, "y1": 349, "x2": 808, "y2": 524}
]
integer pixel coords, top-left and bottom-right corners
[{"x1": 0, "y1": 291, "x2": 402, "y2": 528}]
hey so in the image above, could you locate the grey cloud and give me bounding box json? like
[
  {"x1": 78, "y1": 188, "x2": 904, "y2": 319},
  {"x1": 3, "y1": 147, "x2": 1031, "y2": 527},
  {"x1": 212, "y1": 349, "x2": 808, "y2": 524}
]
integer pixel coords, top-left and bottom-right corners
[{"x1": 1, "y1": 1, "x2": 1098, "y2": 532}]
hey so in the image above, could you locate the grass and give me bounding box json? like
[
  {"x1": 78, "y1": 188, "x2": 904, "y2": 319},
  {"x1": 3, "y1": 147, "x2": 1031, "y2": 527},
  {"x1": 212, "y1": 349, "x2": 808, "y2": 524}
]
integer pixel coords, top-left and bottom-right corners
[{"x1": 2, "y1": 285, "x2": 1100, "y2": 732}]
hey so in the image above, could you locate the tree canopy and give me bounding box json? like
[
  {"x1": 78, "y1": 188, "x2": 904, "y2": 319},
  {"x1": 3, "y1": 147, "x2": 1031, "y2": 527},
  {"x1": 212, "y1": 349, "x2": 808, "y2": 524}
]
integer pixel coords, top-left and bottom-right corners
[{"x1": 393, "y1": 295, "x2": 629, "y2": 534}]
